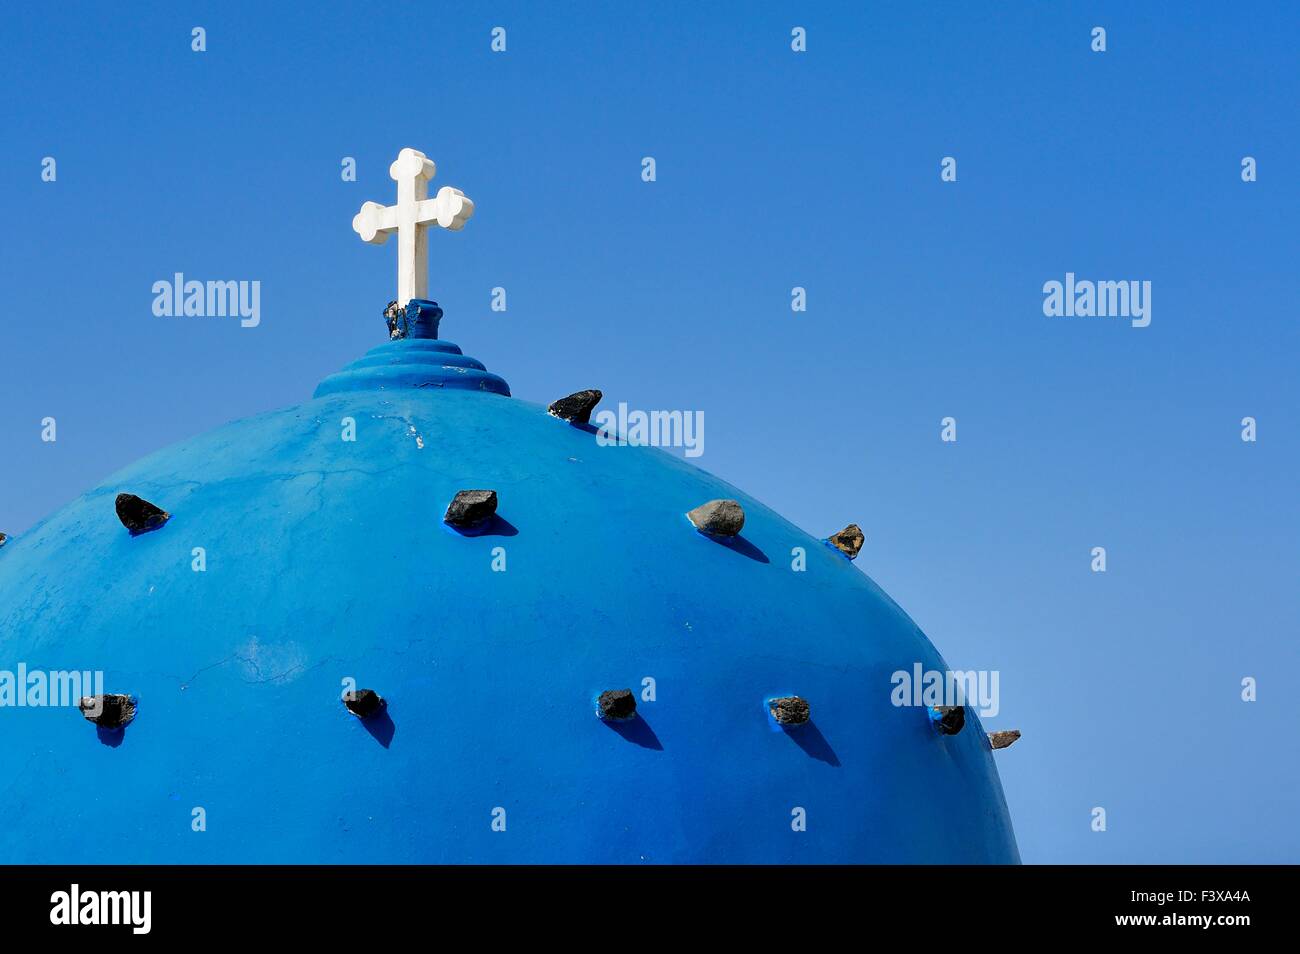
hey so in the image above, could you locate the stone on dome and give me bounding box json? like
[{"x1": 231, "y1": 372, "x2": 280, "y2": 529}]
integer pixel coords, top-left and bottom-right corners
[
  {"x1": 989, "y1": 730, "x2": 1021, "y2": 750},
  {"x1": 343, "y1": 689, "x2": 386, "y2": 719},
  {"x1": 79, "y1": 694, "x2": 136, "y2": 730},
  {"x1": 114, "y1": 493, "x2": 170, "y2": 535},
  {"x1": 548, "y1": 389, "x2": 602, "y2": 425},
  {"x1": 443, "y1": 490, "x2": 498, "y2": 529},
  {"x1": 931, "y1": 705, "x2": 966, "y2": 735},
  {"x1": 597, "y1": 689, "x2": 637, "y2": 721},
  {"x1": 687, "y1": 499, "x2": 744, "y2": 537},
  {"x1": 827, "y1": 523, "x2": 864, "y2": 560},
  {"x1": 769, "y1": 696, "x2": 811, "y2": 725}
]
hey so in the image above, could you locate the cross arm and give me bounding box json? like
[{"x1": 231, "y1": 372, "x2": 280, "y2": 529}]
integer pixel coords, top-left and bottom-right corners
[
  {"x1": 352, "y1": 201, "x2": 400, "y2": 244},
  {"x1": 414, "y1": 186, "x2": 475, "y2": 231}
]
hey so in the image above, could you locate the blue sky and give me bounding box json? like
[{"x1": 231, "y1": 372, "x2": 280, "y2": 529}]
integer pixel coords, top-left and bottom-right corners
[{"x1": 2, "y1": 2, "x2": 1296, "y2": 862}]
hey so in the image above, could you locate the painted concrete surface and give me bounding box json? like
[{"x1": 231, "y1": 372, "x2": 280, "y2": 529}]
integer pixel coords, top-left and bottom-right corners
[{"x1": 0, "y1": 338, "x2": 1019, "y2": 863}]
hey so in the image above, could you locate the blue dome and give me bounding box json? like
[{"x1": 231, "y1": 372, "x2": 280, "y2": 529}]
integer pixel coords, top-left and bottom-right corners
[{"x1": 0, "y1": 333, "x2": 1018, "y2": 863}]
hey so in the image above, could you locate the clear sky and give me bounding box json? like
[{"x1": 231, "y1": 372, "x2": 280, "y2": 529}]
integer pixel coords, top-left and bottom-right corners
[{"x1": 1, "y1": 2, "x2": 1296, "y2": 863}]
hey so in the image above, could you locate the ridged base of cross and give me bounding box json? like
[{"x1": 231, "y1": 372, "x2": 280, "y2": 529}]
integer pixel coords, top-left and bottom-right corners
[{"x1": 385, "y1": 299, "x2": 443, "y2": 340}]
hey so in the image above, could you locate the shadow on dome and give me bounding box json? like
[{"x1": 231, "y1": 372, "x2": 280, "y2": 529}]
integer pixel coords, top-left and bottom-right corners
[
  {"x1": 707, "y1": 533, "x2": 769, "y2": 564},
  {"x1": 782, "y1": 721, "x2": 840, "y2": 767},
  {"x1": 443, "y1": 515, "x2": 518, "y2": 538},
  {"x1": 360, "y1": 708, "x2": 397, "y2": 748},
  {"x1": 603, "y1": 714, "x2": 664, "y2": 751}
]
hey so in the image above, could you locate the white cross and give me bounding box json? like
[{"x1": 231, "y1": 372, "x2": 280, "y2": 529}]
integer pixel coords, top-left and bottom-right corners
[{"x1": 352, "y1": 147, "x2": 475, "y2": 307}]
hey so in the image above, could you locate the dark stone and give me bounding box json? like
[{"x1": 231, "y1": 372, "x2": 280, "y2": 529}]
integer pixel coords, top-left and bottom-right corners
[
  {"x1": 343, "y1": 688, "x2": 386, "y2": 718},
  {"x1": 687, "y1": 499, "x2": 744, "y2": 537},
  {"x1": 385, "y1": 299, "x2": 442, "y2": 339},
  {"x1": 444, "y1": 489, "x2": 498, "y2": 529},
  {"x1": 988, "y1": 729, "x2": 1021, "y2": 750},
  {"x1": 769, "y1": 696, "x2": 811, "y2": 725},
  {"x1": 79, "y1": 694, "x2": 136, "y2": 729},
  {"x1": 932, "y1": 705, "x2": 965, "y2": 735},
  {"x1": 828, "y1": 523, "x2": 864, "y2": 560},
  {"x1": 115, "y1": 493, "x2": 170, "y2": 535},
  {"x1": 384, "y1": 300, "x2": 406, "y2": 339},
  {"x1": 548, "y1": 389, "x2": 603, "y2": 425},
  {"x1": 597, "y1": 688, "x2": 636, "y2": 721}
]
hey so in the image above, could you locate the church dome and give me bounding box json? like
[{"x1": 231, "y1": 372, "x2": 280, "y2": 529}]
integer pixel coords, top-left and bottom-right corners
[
  {"x1": 0, "y1": 325, "x2": 1018, "y2": 863},
  {"x1": 0, "y1": 147, "x2": 1017, "y2": 863}
]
